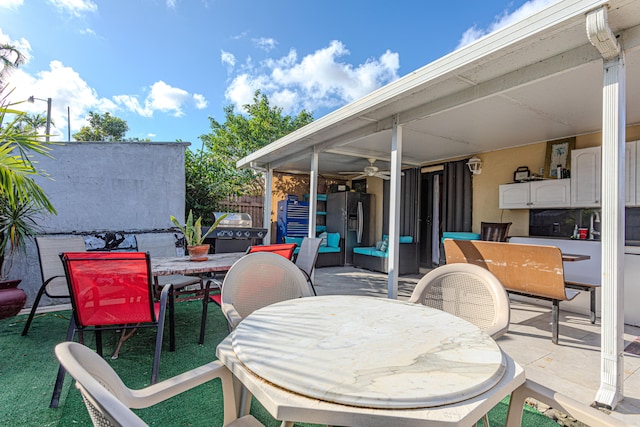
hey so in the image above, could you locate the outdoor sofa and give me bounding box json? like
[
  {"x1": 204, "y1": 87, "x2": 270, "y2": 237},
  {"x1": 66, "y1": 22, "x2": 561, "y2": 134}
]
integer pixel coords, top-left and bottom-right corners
[
  {"x1": 285, "y1": 232, "x2": 343, "y2": 267},
  {"x1": 353, "y1": 235, "x2": 419, "y2": 275}
]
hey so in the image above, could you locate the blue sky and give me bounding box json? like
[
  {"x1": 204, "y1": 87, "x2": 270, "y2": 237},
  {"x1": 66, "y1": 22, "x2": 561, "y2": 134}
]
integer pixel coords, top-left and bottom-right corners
[{"x1": 1, "y1": 0, "x2": 557, "y2": 147}]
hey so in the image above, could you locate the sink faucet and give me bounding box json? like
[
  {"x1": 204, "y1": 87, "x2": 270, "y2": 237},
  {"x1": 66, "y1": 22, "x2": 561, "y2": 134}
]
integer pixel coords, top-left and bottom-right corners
[{"x1": 589, "y1": 211, "x2": 601, "y2": 240}]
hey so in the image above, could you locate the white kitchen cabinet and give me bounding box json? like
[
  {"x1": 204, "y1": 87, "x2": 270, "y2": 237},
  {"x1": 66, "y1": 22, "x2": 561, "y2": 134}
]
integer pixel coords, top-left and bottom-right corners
[
  {"x1": 499, "y1": 182, "x2": 529, "y2": 209},
  {"x1": 529, "y1": 179, "x2": 571, "y2": 207},
  {"x1": 570, "y1": 146, "x2": 601, "y2": 207},
  {"x1": 499, "y1": 179, "x2": 570, "y2": 209},
  {"x1": 571, "y1": 142, "x2": 638, "y2": 206}
]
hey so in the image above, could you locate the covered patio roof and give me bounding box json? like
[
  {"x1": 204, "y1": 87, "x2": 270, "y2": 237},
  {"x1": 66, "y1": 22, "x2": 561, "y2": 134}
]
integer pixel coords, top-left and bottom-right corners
[
  {"x1": 238, "y1": 0, "x2": 640, "y2": 412},
  {"x1": 238, "y1": 0, "x2": 640, "y2": 176}
]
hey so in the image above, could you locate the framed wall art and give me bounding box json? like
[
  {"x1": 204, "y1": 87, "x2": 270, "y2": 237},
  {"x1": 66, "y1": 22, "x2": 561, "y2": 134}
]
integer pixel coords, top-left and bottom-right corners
[{"x1": 544, "y1": 137, "x2": 575, "y2": 179}]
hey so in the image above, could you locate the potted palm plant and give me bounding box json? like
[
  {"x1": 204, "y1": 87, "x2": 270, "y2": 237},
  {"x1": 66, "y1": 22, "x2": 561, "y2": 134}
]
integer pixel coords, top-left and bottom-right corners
[
  {"x1": 0, "y1": 44, "x2": 57, "y2": 318},
  {"x1": 170, "y1": 210, "x2": 227, "y2": 261},
  {"x1": 0, "y1": 102, "x2": 57, "y2": 318}
]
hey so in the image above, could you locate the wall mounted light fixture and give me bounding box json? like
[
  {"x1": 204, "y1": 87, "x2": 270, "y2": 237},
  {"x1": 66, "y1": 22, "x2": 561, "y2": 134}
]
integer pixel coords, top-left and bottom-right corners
[{"x1": 466, "y1": 156, "x2": 482, "y2": 175}]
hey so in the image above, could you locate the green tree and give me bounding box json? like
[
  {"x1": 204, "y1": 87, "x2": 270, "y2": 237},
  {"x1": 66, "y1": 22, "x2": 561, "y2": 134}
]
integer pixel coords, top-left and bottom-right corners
[
  {"x1": 190, "y1": 91, "x2": 313, "y2": 218},
  {"x1": 15, "y1": 112, "x2": 52, "y2": 134},
  {"x1": 0, "y1": 44, "x2": 26, "y2": 87},
  {"x1": 73, "y1": 111, "x2": 129, "y2": 141}
]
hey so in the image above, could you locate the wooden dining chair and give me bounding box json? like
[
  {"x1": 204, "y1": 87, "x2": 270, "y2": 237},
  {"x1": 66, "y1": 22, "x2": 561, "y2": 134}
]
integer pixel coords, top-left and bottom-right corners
[
  {"x1": 480, "y1": 222, "x2": 512, "y2": 242},
  {"x1": 50, "y1": 251, "x2": 174, "y2": 408}
]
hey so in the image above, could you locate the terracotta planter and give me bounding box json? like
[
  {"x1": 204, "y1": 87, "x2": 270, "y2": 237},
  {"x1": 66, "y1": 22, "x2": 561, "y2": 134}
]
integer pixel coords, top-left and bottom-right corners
[
  {"x1": 0, "y1": 279, "x2": 26, "y2": 320},
  {"x1": 187, "y1": 244, "x2": 210, "y2": 262}
]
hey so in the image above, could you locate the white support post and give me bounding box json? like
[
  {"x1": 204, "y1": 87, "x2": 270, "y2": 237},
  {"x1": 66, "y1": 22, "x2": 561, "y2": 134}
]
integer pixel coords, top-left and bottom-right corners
[
  {"x1": 309, "y1": 149, "x2": 319, "y2": 238},
  {"x1": 587, "y1": 6, "x2": 626, "y2": 410},
  {"x1": 263, "y1": 167, "x2": 273, "y2": 244},
  {"x1": 387, "y1": 115, "x2": 402, "y2": 299}
]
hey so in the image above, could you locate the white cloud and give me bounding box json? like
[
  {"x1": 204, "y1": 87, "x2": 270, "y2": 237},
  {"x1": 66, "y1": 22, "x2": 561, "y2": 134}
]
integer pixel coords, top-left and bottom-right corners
[
  {"x1": 48, "y1": 0, "x2": 97, "y2": 17},
  {"x1": 79, "y1": 28, "x2": 97, "y2": 37},
  {"x1": 254, "y1": 37, "x2": 277, "y2": 52},
  {"x1": 224, "y1": 40, "x2": 399, "y2": 115},
  {"x1": 0, "y1": 0, "x2": 24, "y2": 9},
  {"x1": 8, "y1": 60, "x2": 115, "y2": 140},
  {"x1": 5, "y1": 54, "x2": 205, "y2": 140},
  {"x1": 193, "y1": 93, "x2": 207, "y2": 109},
  {"x1": 112, "y1": 81, "x2": 208, "y2": 118},
  {"x1": 221, "y1": 50, "x2": 236, "y2": 68},
  {"x1": 148, "y1": 80, "x2": 192, "y2": 117},
  {"x1": 457, "y1": 0, "x2": 559, "y2": 49}
]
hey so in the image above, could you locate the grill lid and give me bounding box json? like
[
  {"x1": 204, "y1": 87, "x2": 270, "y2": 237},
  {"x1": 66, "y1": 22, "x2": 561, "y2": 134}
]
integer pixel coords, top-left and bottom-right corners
[{"x1": 212, "y1": 212, "x2": 252, "y2": 228}]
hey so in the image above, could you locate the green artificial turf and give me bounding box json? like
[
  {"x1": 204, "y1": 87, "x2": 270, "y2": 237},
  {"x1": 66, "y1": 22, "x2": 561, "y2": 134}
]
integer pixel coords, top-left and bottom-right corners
[{"x1": 0, "y1": 301, "x2": 559, "y2": 426}]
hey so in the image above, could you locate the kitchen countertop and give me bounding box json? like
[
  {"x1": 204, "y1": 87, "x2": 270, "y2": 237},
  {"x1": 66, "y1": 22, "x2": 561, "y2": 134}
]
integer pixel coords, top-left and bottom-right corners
[{"x1": 514, "y1": 236, "x2": 640, "y2": 246}]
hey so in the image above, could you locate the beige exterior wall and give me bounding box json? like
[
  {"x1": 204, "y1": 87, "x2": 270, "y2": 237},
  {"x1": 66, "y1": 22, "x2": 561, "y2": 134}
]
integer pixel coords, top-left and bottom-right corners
[{"x1": 472, "y1": 125, "x2": 640, "y2": 237}]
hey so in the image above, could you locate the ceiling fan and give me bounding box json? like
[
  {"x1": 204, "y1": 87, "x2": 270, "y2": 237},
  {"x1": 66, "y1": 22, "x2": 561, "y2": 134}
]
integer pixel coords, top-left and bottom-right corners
[{"x1": 339, "y1": 158, "x2": 391, "y2": 180}]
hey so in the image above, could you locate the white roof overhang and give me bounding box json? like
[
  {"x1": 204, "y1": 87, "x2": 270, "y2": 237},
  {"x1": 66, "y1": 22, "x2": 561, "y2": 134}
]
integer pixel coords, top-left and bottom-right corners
[{"x1": 238, "y1": 0, "x2": 640, "y2": 176}]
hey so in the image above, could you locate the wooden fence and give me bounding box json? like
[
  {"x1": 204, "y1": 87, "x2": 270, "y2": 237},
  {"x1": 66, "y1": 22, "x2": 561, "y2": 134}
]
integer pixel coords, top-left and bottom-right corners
[{"x1": 218, "y1": 195, "x2": 264, "y2": 227}]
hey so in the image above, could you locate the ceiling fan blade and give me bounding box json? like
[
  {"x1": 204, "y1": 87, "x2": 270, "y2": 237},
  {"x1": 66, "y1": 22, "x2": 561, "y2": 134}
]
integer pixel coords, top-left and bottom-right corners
[
  {"x1": 338, "y1": 171, "x2": 365, "y2": 175},
  {"x1": 376, "y1": 173, "x2": 391, "y2": 180},
  {"x1": 351, "y1": 174, "x2": 367, "y2": 180}
]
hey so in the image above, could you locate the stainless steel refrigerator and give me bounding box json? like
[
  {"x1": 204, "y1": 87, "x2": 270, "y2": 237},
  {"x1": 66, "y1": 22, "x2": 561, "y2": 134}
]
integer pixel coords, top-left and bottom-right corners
[{"x1": 326, "y1": 192, "x2": 372, "y2": 265}]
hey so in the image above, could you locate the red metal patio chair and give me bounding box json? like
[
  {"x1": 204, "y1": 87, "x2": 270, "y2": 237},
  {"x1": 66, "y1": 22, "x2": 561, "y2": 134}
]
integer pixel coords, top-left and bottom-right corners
[
  {"x1": 246, "y1": 243, "x2": 297, "y2": 260},
  {"x1": 50, "y1": 251, "x2": 174, "y2": 408}
]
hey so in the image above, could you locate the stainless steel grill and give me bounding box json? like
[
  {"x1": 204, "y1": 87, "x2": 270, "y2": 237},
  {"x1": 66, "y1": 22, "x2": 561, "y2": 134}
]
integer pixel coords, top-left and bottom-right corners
[
  {"x1": 212, "y1": 212, "x2": 252, "y2": 228},
  {"x1": 205, "y1": 212, "x2": 267, "y2": 253}
]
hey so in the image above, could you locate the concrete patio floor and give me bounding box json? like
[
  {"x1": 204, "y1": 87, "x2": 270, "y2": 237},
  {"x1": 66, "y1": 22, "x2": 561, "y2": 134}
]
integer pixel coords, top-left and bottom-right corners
[{"x1": 313, "y1": 265, "x2": 640, "y2": 426}]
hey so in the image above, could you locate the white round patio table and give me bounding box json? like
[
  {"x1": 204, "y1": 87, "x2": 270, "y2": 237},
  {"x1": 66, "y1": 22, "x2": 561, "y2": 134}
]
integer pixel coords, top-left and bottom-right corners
[{"x1": 231, "y1": 295, "x2": 506, "y2": 409}]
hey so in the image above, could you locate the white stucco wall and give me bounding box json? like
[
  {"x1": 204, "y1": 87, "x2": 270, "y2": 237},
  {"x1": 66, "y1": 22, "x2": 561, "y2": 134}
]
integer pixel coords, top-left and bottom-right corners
[{"x1": 9, "y1": 141, "x2": 189, "y2": 308}]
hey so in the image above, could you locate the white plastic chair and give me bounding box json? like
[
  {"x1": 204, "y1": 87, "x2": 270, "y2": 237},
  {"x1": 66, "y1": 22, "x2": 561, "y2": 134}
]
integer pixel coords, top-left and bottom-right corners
[
  {"x1": 55, "y1": 341, "x2": 263, "y2": 427},
  {"x1": 22, "y1": 236, "x2": 87, "y2": 336},
  {"x1": 505, "y1": 379, "x2": 633, "y2": 427},
  {"x1": 220, "y1": 252, "x2": 314, "y2": 330},
  {"x1": 409, "y1": 263, "x2": 510, "y2": 339}
]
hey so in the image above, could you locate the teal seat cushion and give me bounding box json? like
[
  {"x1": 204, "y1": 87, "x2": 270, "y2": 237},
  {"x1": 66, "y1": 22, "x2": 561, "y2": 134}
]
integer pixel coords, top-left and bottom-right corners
[
  {"x1": 353, "y1": 247, "x2": 387, "y2": 257},
  {"x1": 381, "y1": 235, "x2": 414, "y2": 244},
  {"x1": 318, "y1": 246, "x2": 341, "y2": 253},
  {"x1": 284, "y1": 236, "x2": 304, "y2": 246},
  {"x1": 441, "y1": 232, "x2": 481, "y2": 243}
]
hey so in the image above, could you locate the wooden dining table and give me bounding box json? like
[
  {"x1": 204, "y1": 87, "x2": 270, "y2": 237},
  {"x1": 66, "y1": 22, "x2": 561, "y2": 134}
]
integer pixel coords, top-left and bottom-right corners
[
  {"x1": 217, "y1": 295, "x2": 525, "y2": 427},
  {"x1": 561, "y1": 253, "x2": 591, "y2": 262}
]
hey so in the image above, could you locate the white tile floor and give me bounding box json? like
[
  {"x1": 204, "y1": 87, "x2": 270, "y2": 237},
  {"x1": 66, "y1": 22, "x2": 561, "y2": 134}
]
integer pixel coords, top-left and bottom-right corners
[{"x1": 314, "y1": 266, "x2": 640, "y2": 426}]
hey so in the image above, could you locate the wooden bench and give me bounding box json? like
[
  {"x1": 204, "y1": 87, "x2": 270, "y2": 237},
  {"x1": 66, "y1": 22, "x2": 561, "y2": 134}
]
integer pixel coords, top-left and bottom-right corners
[{"x1": 443, "y1": 239, "x2": 580, "y2": 344}]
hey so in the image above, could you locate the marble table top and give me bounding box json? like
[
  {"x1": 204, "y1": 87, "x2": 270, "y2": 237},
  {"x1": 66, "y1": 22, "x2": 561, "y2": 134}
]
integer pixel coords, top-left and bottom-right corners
[
  {"x1": 232, "y1": 295, "x2": 507, "y2": 409},
  {"x1": 150, "y1": 252, "x2": 244, "y2": 276}
]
